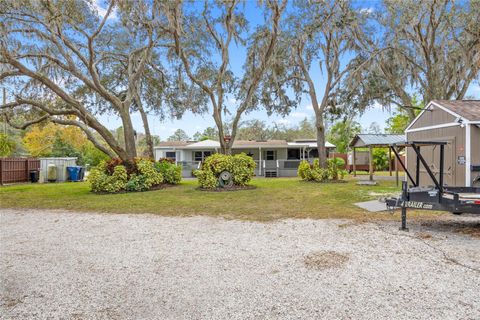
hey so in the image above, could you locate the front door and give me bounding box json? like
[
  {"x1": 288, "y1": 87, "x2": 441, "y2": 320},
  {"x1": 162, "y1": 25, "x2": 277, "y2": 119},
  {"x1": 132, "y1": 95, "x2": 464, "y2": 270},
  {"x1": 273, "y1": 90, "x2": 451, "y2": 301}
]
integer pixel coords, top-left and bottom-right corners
[{"x1": 264, "y1": 150, "x2": 277, "y2": 170}]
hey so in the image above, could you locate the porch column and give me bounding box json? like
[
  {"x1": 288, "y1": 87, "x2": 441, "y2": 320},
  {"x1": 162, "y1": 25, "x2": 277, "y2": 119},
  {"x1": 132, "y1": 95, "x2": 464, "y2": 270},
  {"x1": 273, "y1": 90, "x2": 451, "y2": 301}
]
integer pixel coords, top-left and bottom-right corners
[
  {"x1": 352, "y1": 147, "x2": 357, "y2": 177},
  {"x1": 369, "y1": 146, "x2": 374, "y2": 181},
  {"x1": 259, "y1": 147, "x2": 262, "y2": 176},
  {"x1": 388, "y1": 146, "x2": 392, "y2": 176}
]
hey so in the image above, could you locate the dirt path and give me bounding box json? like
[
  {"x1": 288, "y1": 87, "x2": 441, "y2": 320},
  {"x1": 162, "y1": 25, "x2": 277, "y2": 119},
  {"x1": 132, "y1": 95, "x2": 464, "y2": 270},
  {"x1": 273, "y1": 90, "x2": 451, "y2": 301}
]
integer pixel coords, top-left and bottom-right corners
[{"x1": 1, "y1": 209, "x2": 479, "y2": 319}]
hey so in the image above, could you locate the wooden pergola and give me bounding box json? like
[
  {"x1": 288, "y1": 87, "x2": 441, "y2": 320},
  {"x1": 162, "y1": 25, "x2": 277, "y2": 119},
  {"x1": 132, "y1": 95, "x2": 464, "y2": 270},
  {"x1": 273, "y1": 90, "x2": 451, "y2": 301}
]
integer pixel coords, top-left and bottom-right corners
[{"x1": 349, "y1": 134, "x2": 405, "y2": 184}]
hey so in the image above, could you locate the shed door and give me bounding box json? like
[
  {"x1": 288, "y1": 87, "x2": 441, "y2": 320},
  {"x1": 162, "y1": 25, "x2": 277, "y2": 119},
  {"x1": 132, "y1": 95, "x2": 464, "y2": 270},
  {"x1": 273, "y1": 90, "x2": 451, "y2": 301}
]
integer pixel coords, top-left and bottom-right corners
[{"x1": 417, "y1": 138, "x2": 455, "y2": 187}]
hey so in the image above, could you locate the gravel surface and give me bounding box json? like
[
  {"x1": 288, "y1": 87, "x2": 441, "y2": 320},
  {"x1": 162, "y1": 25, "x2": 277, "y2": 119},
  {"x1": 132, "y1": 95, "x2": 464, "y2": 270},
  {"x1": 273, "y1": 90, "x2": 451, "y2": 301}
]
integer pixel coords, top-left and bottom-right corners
[{"x1": 1, "y1": 209, "x2": 479, "y2": 320}]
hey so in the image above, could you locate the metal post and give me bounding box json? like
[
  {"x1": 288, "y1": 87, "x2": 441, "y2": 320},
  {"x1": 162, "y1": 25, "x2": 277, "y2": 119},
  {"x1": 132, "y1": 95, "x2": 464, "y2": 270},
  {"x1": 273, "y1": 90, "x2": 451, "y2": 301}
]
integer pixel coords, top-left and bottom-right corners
[
  {"x1": 391, "y1": 146, "x2": 416, "y2": 186},
  {"x1": 439, "y1": 144, "x2": 444, "y2": 202},
  {"x1": 412, "y1": 144, "x2": 442, "y2": 191},
  {"x1": 415, "y1": 146, "x2": 420, "y2": 186},
  {"x1": 395, "y1": 156, "x2": 399, "y2": 187},
  {"x1": 400, "y1": 180, "x2": 409, "y2": 231}
]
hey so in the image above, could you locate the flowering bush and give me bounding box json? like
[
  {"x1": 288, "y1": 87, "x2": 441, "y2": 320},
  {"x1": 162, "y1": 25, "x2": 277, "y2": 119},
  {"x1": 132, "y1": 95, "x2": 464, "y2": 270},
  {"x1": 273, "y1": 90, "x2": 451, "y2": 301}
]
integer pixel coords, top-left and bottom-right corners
[
  {"x1": 193, "y1": 153, "x2": 256, "y2": 189},
  {"x1": 88, "y1": 157, "x2": 182, "y2": 193}
]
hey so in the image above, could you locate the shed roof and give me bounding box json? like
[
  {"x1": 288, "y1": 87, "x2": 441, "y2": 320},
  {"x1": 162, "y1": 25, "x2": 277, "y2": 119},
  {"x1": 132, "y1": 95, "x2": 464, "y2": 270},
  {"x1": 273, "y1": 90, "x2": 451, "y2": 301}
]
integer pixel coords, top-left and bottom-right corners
[
  {"x1": 349, "y1": 134, "x2": 405, "y2": 147},
  {"x1": 432, "y1": 100, "x2": 480, "y2": 121}
]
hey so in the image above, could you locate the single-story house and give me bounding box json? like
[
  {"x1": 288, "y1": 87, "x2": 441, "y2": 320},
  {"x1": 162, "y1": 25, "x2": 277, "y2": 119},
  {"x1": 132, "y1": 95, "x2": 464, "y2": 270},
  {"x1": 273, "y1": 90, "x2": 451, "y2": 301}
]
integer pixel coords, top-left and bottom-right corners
[
  {"x1": 154, "y1": 139, "x2": 335, "y2": 177},
  {"x1": 405, "y1": 100, "x2": 480, "y2": 187}
]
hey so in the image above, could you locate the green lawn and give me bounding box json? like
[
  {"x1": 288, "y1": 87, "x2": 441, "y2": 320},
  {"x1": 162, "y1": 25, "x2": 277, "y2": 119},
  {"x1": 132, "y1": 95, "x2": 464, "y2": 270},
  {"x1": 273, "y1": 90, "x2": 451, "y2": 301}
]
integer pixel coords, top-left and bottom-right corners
[
  {"x1": 0, "y1": 177, "x2": 431, "y2": 221},
  {"x1": 351, "y1": 170, "x2": 406, "y2": 177}
]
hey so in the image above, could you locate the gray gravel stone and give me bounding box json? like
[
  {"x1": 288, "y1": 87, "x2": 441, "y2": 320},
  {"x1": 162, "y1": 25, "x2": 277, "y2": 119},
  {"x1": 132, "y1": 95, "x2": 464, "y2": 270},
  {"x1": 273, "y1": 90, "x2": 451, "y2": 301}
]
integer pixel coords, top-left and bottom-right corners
[{"x1": 1, "y1": 209, "x2": 479, "y2": 320}]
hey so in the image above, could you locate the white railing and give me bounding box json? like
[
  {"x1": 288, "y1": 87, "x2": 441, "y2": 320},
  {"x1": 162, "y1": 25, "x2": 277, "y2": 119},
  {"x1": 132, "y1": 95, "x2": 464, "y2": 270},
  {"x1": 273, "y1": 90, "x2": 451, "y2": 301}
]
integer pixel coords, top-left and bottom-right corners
[
  {"x1": 176, "y1": 161, "x2": 201, "y2": 177},
  {"x1": 278, "y1": 160, "x2": 302, "y2": 170}
]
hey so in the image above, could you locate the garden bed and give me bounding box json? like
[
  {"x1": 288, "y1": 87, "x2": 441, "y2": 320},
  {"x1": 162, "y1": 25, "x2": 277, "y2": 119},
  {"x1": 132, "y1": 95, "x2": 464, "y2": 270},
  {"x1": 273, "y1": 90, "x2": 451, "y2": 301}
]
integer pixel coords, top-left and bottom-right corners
[
  {"x1": 92, "y1": 183, "x2": 177, "y2": 195},
  {"x1": 197, "y1": 185, "x2": 257, "y2": 192}
]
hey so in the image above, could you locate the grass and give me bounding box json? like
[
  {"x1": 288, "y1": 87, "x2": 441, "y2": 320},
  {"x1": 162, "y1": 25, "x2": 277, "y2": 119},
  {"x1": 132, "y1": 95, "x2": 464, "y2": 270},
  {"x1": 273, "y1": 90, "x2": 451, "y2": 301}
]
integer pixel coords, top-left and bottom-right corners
[
  {"x1": 351, "y1": 170, "x2": 406, "y2": 177},
  {"x1": 0, "y1": 177, "x2": 435, "y2": 221}
]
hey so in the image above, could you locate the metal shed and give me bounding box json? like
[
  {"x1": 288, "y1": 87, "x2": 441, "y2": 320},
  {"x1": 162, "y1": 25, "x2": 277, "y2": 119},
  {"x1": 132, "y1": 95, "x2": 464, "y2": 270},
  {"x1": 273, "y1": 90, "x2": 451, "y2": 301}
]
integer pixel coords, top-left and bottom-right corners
[
  {"x1": 39, "y1": 157, "x2": 77, "y2": 182},
  {"x1": 349, "y1": 134, "x2": 405, "y2": 182},
  {"x1": 405, "y1": 100, "x2": 480, "y2": 187}
]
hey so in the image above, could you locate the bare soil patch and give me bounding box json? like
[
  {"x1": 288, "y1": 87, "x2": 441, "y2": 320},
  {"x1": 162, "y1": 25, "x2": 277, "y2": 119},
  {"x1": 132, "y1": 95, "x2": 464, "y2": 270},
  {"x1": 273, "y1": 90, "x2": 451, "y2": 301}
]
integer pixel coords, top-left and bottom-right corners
[{"x1": 304, "y1": 251, "x2": 350, "y2": 270}]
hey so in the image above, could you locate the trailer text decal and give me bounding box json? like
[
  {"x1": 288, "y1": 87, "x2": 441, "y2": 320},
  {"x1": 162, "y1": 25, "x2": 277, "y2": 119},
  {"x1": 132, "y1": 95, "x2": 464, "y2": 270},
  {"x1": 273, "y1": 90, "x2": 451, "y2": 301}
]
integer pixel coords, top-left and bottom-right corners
[{"x1": 402, "y1": 201, "x2": 434, "y2": 209}]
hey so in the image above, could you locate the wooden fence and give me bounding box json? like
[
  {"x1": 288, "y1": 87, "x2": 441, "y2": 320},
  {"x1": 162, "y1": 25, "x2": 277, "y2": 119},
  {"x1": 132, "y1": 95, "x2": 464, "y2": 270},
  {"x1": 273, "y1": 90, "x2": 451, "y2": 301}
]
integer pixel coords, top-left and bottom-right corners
[{"x1": 0, "y1": 158, "x2": 40, "y2": 185}]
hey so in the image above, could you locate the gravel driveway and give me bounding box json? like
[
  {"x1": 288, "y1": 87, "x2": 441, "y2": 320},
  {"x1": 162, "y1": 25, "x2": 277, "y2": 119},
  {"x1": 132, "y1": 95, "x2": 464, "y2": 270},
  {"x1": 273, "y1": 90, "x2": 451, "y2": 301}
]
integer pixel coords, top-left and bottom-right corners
[{"x1": 1, "y1": 209, "x2": 479, "y2": 320}]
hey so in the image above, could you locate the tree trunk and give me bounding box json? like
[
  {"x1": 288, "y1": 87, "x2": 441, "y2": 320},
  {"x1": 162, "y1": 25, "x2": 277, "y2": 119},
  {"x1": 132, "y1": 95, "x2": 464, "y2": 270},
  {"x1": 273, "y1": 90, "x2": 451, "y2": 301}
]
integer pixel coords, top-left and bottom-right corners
[
  {"x1": 119, "y1": 106, "x2": 137, "y2": 162},
  {"x1": 137, "y1": 101, "x2": 154, "y2": 159},
  {"x1": 316, "y1": 115, "x2": 327, "y2": 168}
]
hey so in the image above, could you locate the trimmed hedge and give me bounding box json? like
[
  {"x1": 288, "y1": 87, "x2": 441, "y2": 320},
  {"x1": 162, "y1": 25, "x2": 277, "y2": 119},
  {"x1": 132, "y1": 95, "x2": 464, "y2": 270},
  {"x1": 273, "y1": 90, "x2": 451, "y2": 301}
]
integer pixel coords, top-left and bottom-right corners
[
  {"x1": 193, "y1": 153, "x2": 256, "y2": 189},
  {"x1": 88, "y1": 158, "x2": 182, "y2": 193},
  {"x1": 298, "y1": 158, "x2": 347, "y2": 182}
]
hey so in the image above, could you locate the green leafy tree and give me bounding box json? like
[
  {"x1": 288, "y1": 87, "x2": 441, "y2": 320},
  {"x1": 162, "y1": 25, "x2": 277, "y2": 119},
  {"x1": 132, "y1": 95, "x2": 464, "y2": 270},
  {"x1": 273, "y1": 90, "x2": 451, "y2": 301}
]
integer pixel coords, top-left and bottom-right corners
[
  {"x1": 193, "y1": 127, "x2": 219, "y2": 141},
  {"x1": 361, "y1": 0, "x2": 480, "y2": 120},
  {"x1": 385, "y1": 97, "x2": 423, "y2": 133},
  {"x1": 0, "y1": 1, "x2": 201, "y2": 162},
  {"x1": 271, "y1": 1, "x2": 373, "y2": 167},
  {"x1": 167, "y1": 0, "x2": 288, "y2": 154},
  {"x1": 168, "y1": 129, "x2": 190, "y2": 142},
  {"x1": 0, "y1": 133, "x2": 15, "y2": 156},
  {"x1": 327, "y1": 120, "x2": 361, "y2": 153},
  {"x1": 236, "y1": 120, "x2": 271, "y2": 141}
]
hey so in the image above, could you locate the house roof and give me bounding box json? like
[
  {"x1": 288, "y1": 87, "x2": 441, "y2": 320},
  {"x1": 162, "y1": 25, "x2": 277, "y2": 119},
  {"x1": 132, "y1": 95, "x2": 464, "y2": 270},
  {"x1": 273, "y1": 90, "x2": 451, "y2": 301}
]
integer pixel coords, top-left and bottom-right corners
[
  {"x1": 288, "y1": 141, "x2": 336, "y2": 148},
  {"x1": 154, "y1": 139, "x2": 336, "y2": 149},
  {"x1": 155, "y1": 141, "x2": 192, "y2": 147},
  {"x1": 181, "y1": 139, "x2": 221, "y2": 149},
  {"x1": 431, "y1": 100, "x2": 480, "y2": 121},
  {"x1": 233, "y1": 140, "x2": 288, "y2": 148},
  {"x1": 349, "y1": 134, "x2": 405, "y2": 147}
]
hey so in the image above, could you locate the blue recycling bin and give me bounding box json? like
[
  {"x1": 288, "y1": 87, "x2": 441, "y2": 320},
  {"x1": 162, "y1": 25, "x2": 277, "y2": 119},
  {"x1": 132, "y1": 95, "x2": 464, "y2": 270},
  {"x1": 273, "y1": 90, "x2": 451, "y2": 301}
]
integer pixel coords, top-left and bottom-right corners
[{"x1": 67, "y1": 166, "x2": 82, "y2": 182}]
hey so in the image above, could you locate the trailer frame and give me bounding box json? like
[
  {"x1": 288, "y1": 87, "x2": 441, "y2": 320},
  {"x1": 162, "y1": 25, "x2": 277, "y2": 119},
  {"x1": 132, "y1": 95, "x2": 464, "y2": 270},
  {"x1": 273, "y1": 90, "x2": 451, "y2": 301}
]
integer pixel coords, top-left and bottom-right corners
[{"x1": 385, "y1": 141, "x2": 480, "y2": 231}]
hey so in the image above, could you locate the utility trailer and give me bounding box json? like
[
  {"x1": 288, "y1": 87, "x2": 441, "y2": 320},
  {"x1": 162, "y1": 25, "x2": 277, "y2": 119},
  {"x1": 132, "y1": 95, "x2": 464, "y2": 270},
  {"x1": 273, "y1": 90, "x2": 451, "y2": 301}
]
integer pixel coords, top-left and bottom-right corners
[{"x1": 385, "y1": 141, "x2": 480, "y2": 231}]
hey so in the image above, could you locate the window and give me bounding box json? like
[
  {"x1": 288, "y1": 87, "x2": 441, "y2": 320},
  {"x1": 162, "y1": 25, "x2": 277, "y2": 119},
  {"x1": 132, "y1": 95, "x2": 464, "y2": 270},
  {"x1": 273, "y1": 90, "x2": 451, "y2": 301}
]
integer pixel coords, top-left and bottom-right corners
[
  {"x1": 194, "y1": 151, "x2": 203, "y2": 161},
  {"x1": 194, "y1": 151, "x2": 212, "y2": 162},
  {"x1": 165, "y1": 151, "x2": 176, "y2": 160},
  {"x1": 287, "y1": 149, "x2": 300, "y2": 160},
  {"x1": 266, "y1": 150, "x2": 275, "y2": 160}
]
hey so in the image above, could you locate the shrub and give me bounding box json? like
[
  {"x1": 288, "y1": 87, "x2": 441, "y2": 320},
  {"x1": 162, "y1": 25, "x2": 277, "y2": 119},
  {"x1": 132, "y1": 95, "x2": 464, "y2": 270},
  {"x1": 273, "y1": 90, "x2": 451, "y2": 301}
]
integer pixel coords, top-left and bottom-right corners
[
  {"x1": 136, "y1": 159, "x2": 163, "y2": 189},
  {"x1": 125, "y1": 174, "x2": 149, "y2": 192},
  {"x1": 298, "y1": 158, "x2": 346, "y2": 182},
  {"x1": 88, "y1": 158, "x2": 181, "y2": 193},
  {"x1": 88, "y1": 163, "x2": 128, "y2": 193},
  {"x1": 194, "y1": 153, "x2": 255, "y2": 189},
  {"x1": 373, "y1": 148, "x2": 389, "y2": 171},
  {"x1": 231, "y1": 153, "x2": 257, "y2": 186},
  {"x1": 330, "y1": 157, "x2": 345, "y2": 169},
  {"x1": 298, "y1": 160, "x2": 311, "y2": 180},
  {"x1": 105, "y1": 158, "x2": 123, "y2": 175},
  {"x1": 154, "y1": 159, "x2": 182, "y2": 184}
]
